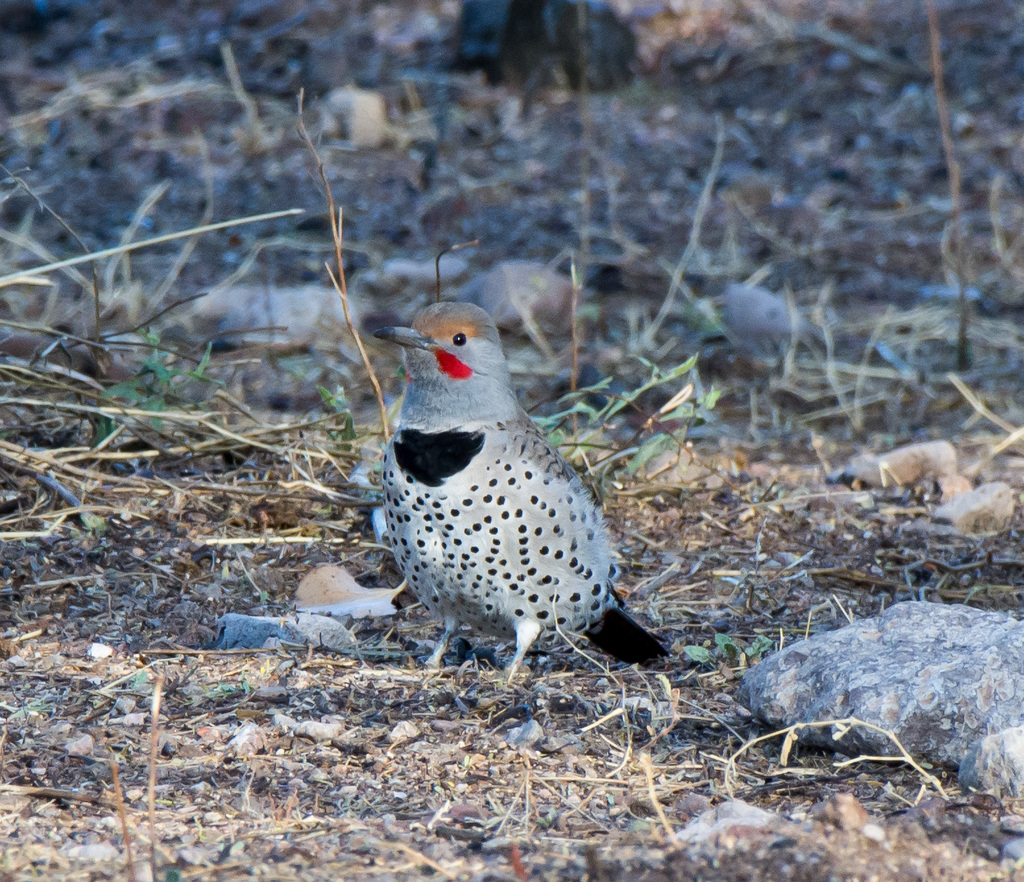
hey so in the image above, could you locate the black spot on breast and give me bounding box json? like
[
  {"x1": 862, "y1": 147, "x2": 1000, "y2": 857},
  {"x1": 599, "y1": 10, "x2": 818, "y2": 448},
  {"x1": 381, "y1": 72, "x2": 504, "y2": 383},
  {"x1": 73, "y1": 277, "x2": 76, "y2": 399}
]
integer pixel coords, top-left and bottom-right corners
[{"x1": 394, "y1": 429, "x2": 485, "y2": 487}]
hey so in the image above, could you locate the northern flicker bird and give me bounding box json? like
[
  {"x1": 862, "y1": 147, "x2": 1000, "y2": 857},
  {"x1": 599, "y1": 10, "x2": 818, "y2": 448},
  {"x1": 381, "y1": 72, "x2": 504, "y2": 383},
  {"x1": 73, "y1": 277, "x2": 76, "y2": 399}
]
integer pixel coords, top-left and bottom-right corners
[{"x1": 374, "y1": 302, "x2": 666, "y2": 676}]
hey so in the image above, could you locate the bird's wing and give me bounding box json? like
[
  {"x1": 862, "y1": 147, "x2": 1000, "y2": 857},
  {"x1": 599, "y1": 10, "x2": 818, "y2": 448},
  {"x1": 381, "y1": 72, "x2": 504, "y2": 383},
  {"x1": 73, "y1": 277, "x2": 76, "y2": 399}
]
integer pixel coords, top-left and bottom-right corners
[{"x1": 501, "y1": 412, "x2": 593, "y2": 497}]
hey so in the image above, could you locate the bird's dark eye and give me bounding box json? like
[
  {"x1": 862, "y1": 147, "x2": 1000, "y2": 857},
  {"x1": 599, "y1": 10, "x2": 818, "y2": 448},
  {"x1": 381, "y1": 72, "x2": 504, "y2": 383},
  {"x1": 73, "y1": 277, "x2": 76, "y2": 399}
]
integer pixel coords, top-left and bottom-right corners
[{"x1": 452, "y1": 332, "x2": 467, "y2": 346}]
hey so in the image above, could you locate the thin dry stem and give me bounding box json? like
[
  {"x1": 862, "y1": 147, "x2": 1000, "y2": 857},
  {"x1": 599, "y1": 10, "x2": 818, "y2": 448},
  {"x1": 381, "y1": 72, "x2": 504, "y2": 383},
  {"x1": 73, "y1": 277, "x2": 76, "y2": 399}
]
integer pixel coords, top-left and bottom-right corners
[
  {"x1": 640, "y1": 753, "x2": 677, "y2": 842},
  {"x1": 924, "y1": 0, "x2": 967, "y2": 369},
  {"x1": 147, "y1": 671, "x2": 165, "y2": 879},
  {"x1": 643, "y1": 115, "x2": 725, "y2": 349},
  {"x1": 107, "y1": 760, "x2": 136, "y2": 881},
  {"x1": 1, "y1": 163, "x2": 103, "y2": 338},
  {"x1": 325, "y1": 255, "x2": 389, "y2": 440},
  {"x1": 220, "y1": 41, "x2": 271, "y2": 151},
  {"x1": 434, "y1": 239, "x2": 478, "y2": 305},
  {"x1": 575, "y1": 0, "x2": 592, "y2": 293},
  {"x1": 102, "y1": 181, "x2": 169, "y2": 307},
  {"x1": 297, "y1": 95, "x2": 390, "y2": 439}
]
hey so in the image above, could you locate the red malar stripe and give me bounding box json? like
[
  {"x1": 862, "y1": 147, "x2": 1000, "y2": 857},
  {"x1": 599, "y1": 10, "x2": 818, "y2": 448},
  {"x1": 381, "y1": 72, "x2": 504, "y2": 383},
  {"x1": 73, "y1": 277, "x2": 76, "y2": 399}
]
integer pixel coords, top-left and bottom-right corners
[{"x1": 434, "y1": 349, "x2": 473, "y2": 379}]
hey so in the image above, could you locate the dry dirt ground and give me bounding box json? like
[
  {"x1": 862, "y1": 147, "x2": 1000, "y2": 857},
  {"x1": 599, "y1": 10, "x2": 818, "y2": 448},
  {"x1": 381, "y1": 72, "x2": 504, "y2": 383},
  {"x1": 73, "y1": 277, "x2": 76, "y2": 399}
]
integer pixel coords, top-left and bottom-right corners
[{"x1": 2, "y1": 0, "x2": 1024, "y2": 879}]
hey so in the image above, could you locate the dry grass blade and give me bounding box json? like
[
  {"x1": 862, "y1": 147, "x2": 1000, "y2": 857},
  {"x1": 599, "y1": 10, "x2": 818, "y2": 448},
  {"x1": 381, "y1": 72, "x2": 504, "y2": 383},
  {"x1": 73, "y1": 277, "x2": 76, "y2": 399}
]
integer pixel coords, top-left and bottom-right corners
[
  {"x1": 724, "y1": 717, "x2": 947, "y2": 799},
  {"x1": 640, "y1": 752, "x2": 677, "y2": 842},
  {"x1": 0, "y1": 209, "x2": 303, "y2": 289},
  {"x1": 643, "y1": 114, "x2": 725, "y2": 350},
  {"x1": 147, "y1": 671, "x2": 165, "y2": 878},
  {"x1": 948, "y1": 373, "x2": 1024, "y2": 456}
]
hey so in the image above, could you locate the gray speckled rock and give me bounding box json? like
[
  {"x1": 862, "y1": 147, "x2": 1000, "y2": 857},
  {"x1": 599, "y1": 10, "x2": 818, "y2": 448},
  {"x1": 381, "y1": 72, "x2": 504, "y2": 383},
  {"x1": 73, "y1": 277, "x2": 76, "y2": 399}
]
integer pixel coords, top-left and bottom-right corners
[
  {"x1": 959, "y1": 726, "x2": 1024, "y2": 798},
  {"x1": 213, "y1": 613, "x2": 355, "y2": 651},
  {"x1": 738, "y1": 602, "x2": 1024, "y2": 768}
]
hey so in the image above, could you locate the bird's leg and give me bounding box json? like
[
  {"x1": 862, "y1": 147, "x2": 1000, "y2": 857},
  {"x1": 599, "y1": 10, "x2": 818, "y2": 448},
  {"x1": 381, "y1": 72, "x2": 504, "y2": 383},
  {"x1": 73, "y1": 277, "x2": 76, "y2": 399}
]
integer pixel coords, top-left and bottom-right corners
[
  {"x1": 425, "y1": 619, "x2": 458, "y2": 669},
  {"x1": 507, "y1": 619, "x2": 542, "y2": 684}
]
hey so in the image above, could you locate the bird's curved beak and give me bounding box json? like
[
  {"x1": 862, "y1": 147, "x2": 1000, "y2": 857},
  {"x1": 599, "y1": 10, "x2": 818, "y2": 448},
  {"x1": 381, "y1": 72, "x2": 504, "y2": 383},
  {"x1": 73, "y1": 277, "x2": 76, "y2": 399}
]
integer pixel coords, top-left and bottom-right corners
[{"x1": 372, "y1": 326, "x2": 433, "y2": 350}]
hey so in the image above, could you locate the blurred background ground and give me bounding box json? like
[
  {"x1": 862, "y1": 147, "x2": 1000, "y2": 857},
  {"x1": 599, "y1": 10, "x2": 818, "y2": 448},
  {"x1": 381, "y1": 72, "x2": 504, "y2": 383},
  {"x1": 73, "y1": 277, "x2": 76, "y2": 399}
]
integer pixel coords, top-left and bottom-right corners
[{"x1": 1, "y1": 0, "x2": 1024, "y2": 879}]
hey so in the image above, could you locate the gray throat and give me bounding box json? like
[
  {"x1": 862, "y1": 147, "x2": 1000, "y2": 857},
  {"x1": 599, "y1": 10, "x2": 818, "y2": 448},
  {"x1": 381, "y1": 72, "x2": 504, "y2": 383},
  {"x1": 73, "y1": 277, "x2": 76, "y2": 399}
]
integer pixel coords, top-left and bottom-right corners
[{"x1": 399, "y1": 374, "x2": 521, "y2": 433}]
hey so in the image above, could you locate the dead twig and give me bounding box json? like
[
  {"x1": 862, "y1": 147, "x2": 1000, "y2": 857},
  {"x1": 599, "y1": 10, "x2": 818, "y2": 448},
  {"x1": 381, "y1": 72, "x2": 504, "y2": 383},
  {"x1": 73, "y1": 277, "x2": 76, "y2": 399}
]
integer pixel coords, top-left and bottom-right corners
[
  {"x1": 0, "y1": 783, "x2": 118, "y2": 809},
  {"x1": 6, "y1": 461, "x2": 82, "y2": 508}
]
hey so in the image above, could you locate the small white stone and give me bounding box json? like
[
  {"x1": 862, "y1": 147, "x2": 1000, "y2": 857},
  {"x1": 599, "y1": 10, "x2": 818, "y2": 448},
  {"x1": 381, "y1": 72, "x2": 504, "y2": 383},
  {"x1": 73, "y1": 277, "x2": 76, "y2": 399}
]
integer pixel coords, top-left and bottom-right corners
[
  {"x1": 389, "y1": 720, "x2": 419, "y2": 744},
  {"x1": 66, "y1": 733, "x2": 94, "y2": 757},
  {"x1": 88, "y1": 643, "x2": 114, "y2": 659},
  {"x1": 63, "y1": 842, "x2": 120, "y2": 861},
  {"x1": 861, "y1": 822, "x2": 886, "y2": 842},
  {"x1": 506, "y1": 719, "x2": 543, "y2": 749},
  {"x1": 322, "y1": 87, "x2": 390, "y2": 148}
]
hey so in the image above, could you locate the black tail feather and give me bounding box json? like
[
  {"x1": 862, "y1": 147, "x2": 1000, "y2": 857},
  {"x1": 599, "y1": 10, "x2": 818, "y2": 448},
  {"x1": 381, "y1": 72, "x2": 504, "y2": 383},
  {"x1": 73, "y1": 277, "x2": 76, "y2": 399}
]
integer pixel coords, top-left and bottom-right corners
[{"x1": 585, "y1": 607, "x2": 667, "y2": 664}]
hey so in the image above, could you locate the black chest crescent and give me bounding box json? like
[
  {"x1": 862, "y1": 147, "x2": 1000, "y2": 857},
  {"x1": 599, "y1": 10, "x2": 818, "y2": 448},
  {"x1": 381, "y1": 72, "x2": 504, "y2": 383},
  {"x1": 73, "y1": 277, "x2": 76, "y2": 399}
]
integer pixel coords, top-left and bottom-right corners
[{"x1": 393, "y1": 429, "x2": 485, "y2": 487}]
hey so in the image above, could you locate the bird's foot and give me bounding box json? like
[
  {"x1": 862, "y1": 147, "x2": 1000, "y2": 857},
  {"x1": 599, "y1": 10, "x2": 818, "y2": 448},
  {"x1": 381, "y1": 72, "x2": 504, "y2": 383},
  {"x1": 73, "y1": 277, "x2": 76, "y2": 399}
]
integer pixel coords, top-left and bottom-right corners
[
  {"x1": 506, "y1": 620, "x2": 541, "y2": 684},
  {"x1": 423, "y1": 621, "x2": 458, "y2": 670},
  {"x1": 423, "y1": 641, "x2": 448, "y2": 669}
]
